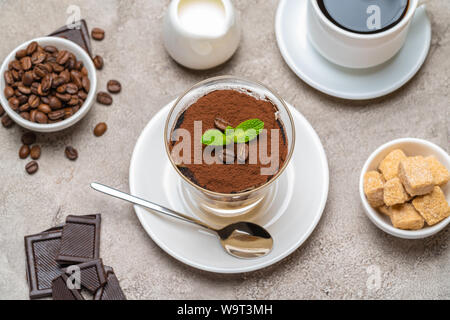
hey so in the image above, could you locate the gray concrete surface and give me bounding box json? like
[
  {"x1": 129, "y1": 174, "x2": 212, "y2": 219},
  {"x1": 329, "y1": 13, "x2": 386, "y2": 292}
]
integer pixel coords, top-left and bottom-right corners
[{"x1": 0, "y1": 0, "x2": 449, "y2": 300}]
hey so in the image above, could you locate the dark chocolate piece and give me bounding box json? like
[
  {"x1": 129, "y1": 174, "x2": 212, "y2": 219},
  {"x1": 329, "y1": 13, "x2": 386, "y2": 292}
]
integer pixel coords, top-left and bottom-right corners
[
  {"x1": 94, "y1": 266, "x2": 127, "y2": 300},
  {"x1": 64, "y1": 259, "x2": 107, "y2": 293},
  {"x1": 25, "y1": 228, "x2": 64, "y2": 299},
  {"x1": 56, "y1": 214, "x2": 101, "y2": 264},
  {"x1": 52, "y1": 274, "x2": 84, "y2": 300},
  {"x1": 48, "y1": 19, "x2": 92, "y2": 57}
]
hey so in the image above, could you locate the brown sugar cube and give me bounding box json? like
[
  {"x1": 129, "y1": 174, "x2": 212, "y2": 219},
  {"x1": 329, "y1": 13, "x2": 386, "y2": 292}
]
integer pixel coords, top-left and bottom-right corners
[
  {"x1": 412, "y1": 186, "x2": 450, "y2": 226},
  {"x1": 378, "y1": 149, "x2": 407, "y2": 181},
  {"x1": 378, "y1": 205, "x2": 391, "y2": 216},
  {"x1": 364, "y1": 171, "x2": 385, "y2": 208},
  {"x1": 398, "y1": 156, "x2": 434, "y2": 196},
  {"x1": 383, "y1": 177, "x2": 410, "y2": 206},
  {"x1": 425, "y1": 156, "x2": 450, "y2": 186},
  {"x1": 389, "y1": 203, "x2": 425, "y2": 230}
]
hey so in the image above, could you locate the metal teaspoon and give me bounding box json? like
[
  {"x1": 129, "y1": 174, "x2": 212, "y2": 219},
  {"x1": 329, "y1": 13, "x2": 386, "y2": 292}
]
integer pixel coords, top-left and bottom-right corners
[{"x1": 90, "y1": 183, "x2": 273, "y2": 259}]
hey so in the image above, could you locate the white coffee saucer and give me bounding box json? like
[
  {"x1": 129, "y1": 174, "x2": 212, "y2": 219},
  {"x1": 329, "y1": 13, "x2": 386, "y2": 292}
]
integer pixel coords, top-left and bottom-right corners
[
  {"x1": 129, "y1": 100, "x2": 329, "y2": 273},
  {"x1": 275, "y1": 0, "x2": 431, "y2": 100}
]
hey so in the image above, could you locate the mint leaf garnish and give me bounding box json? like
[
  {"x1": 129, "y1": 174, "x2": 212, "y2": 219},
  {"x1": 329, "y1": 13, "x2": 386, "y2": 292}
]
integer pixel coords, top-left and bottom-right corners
[
  {"x1": 201, "y1": 129, "x2": 233, "y2": 146},
  {"x1": 201, "y1": 119, "x2": 264, "y2": 145},
  {"x1": 234, "y1": 119, "x2": 264, "y2": 143}
]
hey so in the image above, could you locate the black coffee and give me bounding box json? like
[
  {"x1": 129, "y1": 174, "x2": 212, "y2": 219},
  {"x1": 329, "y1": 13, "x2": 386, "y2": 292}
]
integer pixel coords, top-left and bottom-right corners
[{"x1": 317, "y1": 0, "x2": 409, "y2": 34}]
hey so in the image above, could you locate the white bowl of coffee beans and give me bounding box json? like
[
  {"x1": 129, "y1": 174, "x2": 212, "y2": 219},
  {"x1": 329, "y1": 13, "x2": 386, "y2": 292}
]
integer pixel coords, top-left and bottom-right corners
[{"x1": 0, "y1": 37, "x2": 97, "y2": 132}]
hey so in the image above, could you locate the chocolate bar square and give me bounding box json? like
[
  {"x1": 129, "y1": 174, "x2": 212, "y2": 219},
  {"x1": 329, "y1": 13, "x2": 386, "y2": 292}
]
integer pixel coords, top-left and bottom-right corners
[
  {"x1": 48, "y1": 19, "x2": 93, "y2": 57},
  {"x1": 56, "y1": 214, "x2": 101, "y2": 264},
  {"x1": 64, "y1": 259, "x2": 107, "y2": 293},
  {"x1": 94, "y1": 266, "x2": 127, "y2": 300},
  {"x1": 24, "y1": 228, "x2": 64, "y2": 299},
  {"x1": 52, "y1": 274, "x2": 84, "y2": 300}
]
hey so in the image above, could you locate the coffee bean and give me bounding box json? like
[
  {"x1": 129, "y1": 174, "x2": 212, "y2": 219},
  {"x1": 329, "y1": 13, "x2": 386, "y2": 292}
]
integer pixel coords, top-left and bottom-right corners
[
  {"x1": 18, "y1": 85, "x2": 31, "y2": 95},
  {"x1": 33, "y1": 64, "x2": 48, "y2": 78},
  {"x1": 49, "y1": 96, "x2": 62, "y2": 109},
  {"x1": 35, "y1": 111, "x2": 48, "y2": 124},
  {"x1": 19, "y1": 103, "x2": 30, "y2": 112},
  {"x1": 4, "y1": 71, "x2": 14, "y2": 85},
  {"x1": 38, "y1": 104, "x2": 51, "y2": 114},
  {"x1": 22, "y1": 71, "x2": 34, "y2": 86},
  {"x1": 31, "y1": 51, "x2": 47, "y2": 65},
  {"x1": 25, "y1": 161, "x2": 39, "y2": 175},
  {"x1": 48, "y1": 109, "x2": 65, "y2": 121},
  {"x1": 22, "y1": 132, "x2": 36, "y2": 145},
  {"x1": 0, "y1": 104, "x2": 4, "y2": 117},
  {"x1": 65, "y1": 146, "x2": 78, "y2": 161},
  {"x1": 237, "y1": 143, "x2": 249, "y2": 163},
  {"x1": 217, "y1": 148, "x2": 235, "y2": 164},
  {"x1": 28, "y1": 95, "x2": 40, "y2": 109},
  {"x1": 1, "y1": 114, "x2": 14, "y2": 128},
  {"x1": 42, "y1": 46, "x2": 56, "y2": 54},
  {"x1": 66, "y1": 83, "x2": 78, "y2": 94},
  {"x1": 8, "y1": 97, "x2": 20, "y2": 110},
  {"x1": 20, "y1": 112, "x2": 30, "y2": 121},
  {"x1": 29, "y1": 110, "x2": 37, "y2": 122},
  {"x1": 63, "y1": 107, "x2": 74, "y2": 119},
  {"x1": 82, "y1": 76, "x2": 90, "y2": 92},
  {"x1": 4, "y1": 86, "x2": 14, "y2": 99},
  {"x1": 56, "y1": 50, "x2": 70, "y2": 65},
  {"x1": 78, "y1": 90, "x2": 87, "y2": 100},
  {"x1": 20, "y1": 57, "x2": 32, "y2": 70},
  {"x1": 93, "y1": 55, "x2": 104, "y2": 70},
  {"x1": 56, "y1": 84, "x2": 67, "y2": 94},
  {"x1": 67, "y1": 96, "x2": 79, "y2": 106},
  {"x1": 52, "y1": 76, "x2": 66, "y2": 88},
  {"x1": 19, "y1": 145, "x2": 30, "y2": 159},
  {"x1": 26, "y1": 42, "x2": 38, "y2": 56},
  {"x1": 56, "y1": 93, "x2": 71, "y2": 102},
  {"x1": 91, "y1": 28, "x2": 105, "y2": 40},
  {"x1": 16, "y1": 49, "x2": 28, "y2": 59},
  {"x1": 94, "y1": 122, "x2": 107, "y2": 137},
  {"x1": 41, "y1": 74, "x2": 53, "y2": 92},
  {"x1": 214, "y1": 117, "x2": 232, "y2": 132},
  {"x1": 30, "y1": 145, "x2": 41, "y2": 160},
  {"x1": 96, "y1": 92, "x2": 112, "y2": 105},
  {"x1": 107, "y1": 80, "x2": 121, "y2": 94}
]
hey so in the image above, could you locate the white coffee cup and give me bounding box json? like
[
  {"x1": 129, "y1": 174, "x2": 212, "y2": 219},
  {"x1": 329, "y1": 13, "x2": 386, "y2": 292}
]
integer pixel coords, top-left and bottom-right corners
[{"x1": 307, "y1": 0, "x2": 424, "y2": 69}]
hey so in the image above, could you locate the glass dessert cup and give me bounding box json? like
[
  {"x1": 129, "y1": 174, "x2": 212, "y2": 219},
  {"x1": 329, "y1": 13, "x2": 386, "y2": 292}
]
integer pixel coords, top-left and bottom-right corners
[{"x1": 164, "y1": 76, "x2": 295, "y2": 219}]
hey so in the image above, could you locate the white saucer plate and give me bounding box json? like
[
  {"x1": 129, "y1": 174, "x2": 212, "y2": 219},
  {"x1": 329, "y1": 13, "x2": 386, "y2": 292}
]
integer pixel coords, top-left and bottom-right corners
[
  {"x1": 129, "y1": 100, "x2": 329, "y2": 273},
  {"x1": 275, "y1": 0, "x2": 431, "y2": 100}
]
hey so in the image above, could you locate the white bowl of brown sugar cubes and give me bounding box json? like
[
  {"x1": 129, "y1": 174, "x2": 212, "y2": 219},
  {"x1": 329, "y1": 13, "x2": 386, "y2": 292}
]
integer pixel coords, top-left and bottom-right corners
[{"x1": 360, "y1": 138, "x2": 450, "y2": 239}]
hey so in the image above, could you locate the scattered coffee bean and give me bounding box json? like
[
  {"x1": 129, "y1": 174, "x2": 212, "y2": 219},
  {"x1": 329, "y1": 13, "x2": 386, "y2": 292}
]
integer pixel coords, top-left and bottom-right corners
[
  {"x1": 214, "y1": 117, "x2": 232, "y2": 132},
  {"x1": 93, "y1": 55, "x2": 104, "y2": 70},
  {"x1": 0, "y1": 104, "x2": 4, "y2": 117},
  {"x1": 107, "y1": 80, "x2": 121, "y2": 94},
  {"x1": 3, "y1": 42, "x2": 89, "y2": 124},
  {"x1": 94, "y1": 122, "x2": 107, "y2": 137},
  {"x1": 65, "y1": 146, "x2": 78, "y2": 161},
  {"x1": 19, "y1": 145, "x2": 30, "y2": 159},
  {"x1": 2, "y1": 114, "x2": 14, "y2": 128},
  {"x1": 30, "y1": 145, "x2": 41, "y2": 160},
  {"x1": 91, "y1": 28, "x2": 105, "y2": 41},
  {"x1": 237, "y1": 143, "x2": 249, "y2": 163},
  {"x1": 96, "y1": 92, "x2": 112, "y2": 105},
  {"x1": 25, "y1": 161, "x2": 39, "y2": 175},
  {"x1": 21, "y1": 132, "x2": 36, "y2": 145}
]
